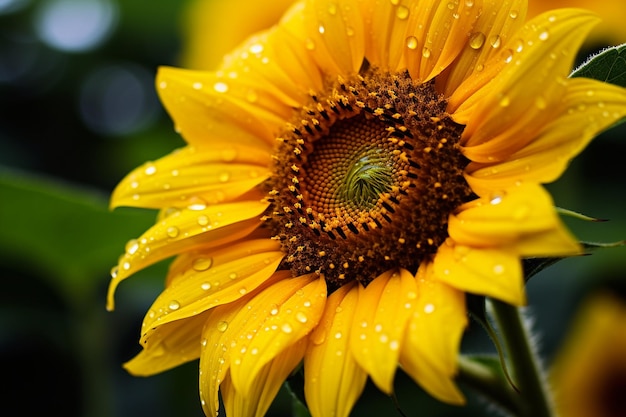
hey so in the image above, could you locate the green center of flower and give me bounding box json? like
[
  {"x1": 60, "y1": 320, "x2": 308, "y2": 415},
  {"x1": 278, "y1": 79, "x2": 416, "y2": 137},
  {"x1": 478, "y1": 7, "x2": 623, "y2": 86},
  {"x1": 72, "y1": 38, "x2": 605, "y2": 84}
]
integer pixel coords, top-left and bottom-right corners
[{"x1": 265, "y1": 67, "x2": 473, "y2": 289}]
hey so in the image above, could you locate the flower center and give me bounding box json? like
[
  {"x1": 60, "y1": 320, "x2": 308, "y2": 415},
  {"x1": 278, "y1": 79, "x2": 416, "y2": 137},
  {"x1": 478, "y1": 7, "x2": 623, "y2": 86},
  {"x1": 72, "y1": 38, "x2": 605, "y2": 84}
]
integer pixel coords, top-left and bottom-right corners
[{"x1": 265, "y1": 67, "x2": 473, "y2": 289}]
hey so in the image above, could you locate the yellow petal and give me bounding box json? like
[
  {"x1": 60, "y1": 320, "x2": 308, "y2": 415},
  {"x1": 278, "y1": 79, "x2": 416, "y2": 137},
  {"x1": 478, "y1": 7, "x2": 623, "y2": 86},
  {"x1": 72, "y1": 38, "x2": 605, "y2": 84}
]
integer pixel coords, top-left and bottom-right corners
[
  {"x1": 465, "y1": 78, "x2": 626, "y2": 193},
  {"x1": 440, "y1": 0, "x2": 527, "y2": 98},
  {"x1": 461, "y1": 10, "x2": 600, "y2": 156},
  {"x1": 280, "y1": 0, "x2": 364, "y2": 76},
  {"x1": 222, "y1": 340, "x2": 307, "y2": 417},
  {"x1": 357, "y1": 0, "x2": 411, "y2": 71},
  {"x1": 304, "y1": 282, "x2": 367, "y2": 417},
  {"x1": 111, "y1": 145, "x2": 270, "y2": 209},
  {"x1": 221, "y1": 26, "x2": 324, "y2": 104},
  {"x1": 156, "y1": 67, "x2": 287, "y2": 150},
  {"x1": 139, "y1": 240, "x2": 284, "y2": 337},
  {"x1": 400, "y1": 262, "x2": 467, "y2": 404},
  {"x1": 402, "y1": 0, "x2": 482, "y2": 82},
  {"x1": 304, "y1": 0, "x2": 365, "y2": 75},
  {"x1": 448, "y1": 183, "x2": 580, "y2": 256},
  {"x1": 434, "y1": 238, "x2": 526, "y2": 306},
  {"x1": 350, "y1": 269, "x2": 416, "y2": 394},
  {"x1": 225, "y1": 274, "x2": 327, "y2": 396},
  {"x1": 124, "y1": 310, "x2": 209, "y2": 376},
  {"x1": 107, "y1": 200, "x2": 267, "y2": 310}
]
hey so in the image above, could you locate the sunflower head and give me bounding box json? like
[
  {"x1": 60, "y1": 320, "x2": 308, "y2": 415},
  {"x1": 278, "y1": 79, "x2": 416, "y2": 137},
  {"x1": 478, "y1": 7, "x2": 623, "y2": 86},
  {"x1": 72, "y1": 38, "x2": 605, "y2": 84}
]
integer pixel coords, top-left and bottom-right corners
[{"x1": 107, "y1": 1, "x2": 626, "y2": 417}]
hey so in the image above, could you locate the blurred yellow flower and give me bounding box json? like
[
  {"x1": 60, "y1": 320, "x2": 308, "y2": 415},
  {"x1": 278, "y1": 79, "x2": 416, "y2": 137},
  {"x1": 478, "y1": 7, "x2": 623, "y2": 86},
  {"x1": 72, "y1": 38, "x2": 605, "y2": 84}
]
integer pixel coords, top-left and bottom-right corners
[
  {"x1": 109, "y1": 1, "x2": 626, "y2": 416},
  {"x1": 550, "y1": 292, "x2": 626, "y2": 417},
  {"x1": 528, "y1": 1, "x2": 626, "y2": 45}
]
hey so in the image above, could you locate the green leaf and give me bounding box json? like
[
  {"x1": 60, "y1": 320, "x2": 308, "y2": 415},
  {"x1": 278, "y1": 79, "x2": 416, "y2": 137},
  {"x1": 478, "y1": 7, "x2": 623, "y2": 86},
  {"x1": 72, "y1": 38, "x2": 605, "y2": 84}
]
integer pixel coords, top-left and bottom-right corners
[
  {"x1": 570, "y1": 43, "x2": 626, "y2": 87},
  {"x1": 523, "y1": 240, "x2": 626, "y2": 281},
  {"x1": 0, "y1": 167, "x2": 156, "y2": 306}
]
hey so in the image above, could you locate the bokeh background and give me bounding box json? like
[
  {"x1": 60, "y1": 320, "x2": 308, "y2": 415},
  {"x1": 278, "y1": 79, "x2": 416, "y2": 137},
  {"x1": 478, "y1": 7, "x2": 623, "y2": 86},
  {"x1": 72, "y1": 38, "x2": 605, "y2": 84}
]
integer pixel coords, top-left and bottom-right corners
[{"x1": 1, "y1": 1, "x2": 625, "y2": 416}]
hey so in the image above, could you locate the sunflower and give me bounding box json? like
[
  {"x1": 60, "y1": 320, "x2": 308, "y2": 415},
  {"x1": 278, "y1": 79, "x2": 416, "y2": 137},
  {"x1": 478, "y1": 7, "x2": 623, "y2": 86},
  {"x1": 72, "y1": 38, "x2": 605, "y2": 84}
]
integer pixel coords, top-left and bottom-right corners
[{"x1": 108, "y1": 1, "x2": 626, "y2": 416}]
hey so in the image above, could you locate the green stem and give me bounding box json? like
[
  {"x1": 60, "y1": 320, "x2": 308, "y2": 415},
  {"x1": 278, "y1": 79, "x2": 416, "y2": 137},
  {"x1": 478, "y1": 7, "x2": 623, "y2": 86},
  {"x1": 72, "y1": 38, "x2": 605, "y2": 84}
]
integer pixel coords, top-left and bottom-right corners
[
  {"x1": 488, "y1": 299, "x2": 555, "y2": 417},
  {"x1": 457, "y1": 355, "x2": 520, "y2": 415}
]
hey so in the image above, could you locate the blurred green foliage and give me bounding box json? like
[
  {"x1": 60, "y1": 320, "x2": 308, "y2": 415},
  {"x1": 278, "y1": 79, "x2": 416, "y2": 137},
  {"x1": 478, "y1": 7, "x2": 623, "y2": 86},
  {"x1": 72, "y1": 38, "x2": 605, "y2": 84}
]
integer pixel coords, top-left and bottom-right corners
[{"x1": 0, "y1": 1, "x2": 625, "y2": 417}]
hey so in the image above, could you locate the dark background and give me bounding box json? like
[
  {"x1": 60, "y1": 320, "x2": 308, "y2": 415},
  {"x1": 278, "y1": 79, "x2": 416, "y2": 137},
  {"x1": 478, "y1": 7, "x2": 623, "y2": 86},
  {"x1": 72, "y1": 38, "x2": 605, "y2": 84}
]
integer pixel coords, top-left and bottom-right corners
[{"x1": 1, "y1": 1, "x2": 625, "y2": 416}]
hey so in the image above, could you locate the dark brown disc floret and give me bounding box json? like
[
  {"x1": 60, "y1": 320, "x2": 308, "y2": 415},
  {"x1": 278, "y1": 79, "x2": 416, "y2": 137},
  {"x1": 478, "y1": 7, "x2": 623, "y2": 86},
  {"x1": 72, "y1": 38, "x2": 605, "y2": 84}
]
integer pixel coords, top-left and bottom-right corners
[{"x1": 264, "y1": 67, "x2": 474, "y2": 290}]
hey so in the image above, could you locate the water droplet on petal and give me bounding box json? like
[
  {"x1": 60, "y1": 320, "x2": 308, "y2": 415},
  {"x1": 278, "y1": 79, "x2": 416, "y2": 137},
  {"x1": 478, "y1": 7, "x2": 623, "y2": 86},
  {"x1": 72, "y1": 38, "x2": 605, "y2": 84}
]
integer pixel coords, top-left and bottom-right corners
[
  {"x1": 218, "y1": 171, "x2": 230, "y2": 182},
  {"x1": 490, "y1": 193, "x2": 504, "y2": 205},
  {"x1": 296, "y1": 312, "x2": 308, "y2": 323},
  {"x1": 125, "y1": 239, "x2": 139, "y2": 255},
  {"x1": 167, "y1": 226, "x2": 179, "y2": 237},
  {"x1": 424, "y1": 303, "x2": 435, "y2": 314},
  {"x1": 269, "y1": 304, "x2": 279, "y2": 315},
  {"x1": 169, "y1": 300, "x2": 180, "y2": 310},
  {"x1": 396, "y1": 5, "x2": 409, "y2": 19},
  {"x1": 489, "y1": 34, "x2": 501, "y2": 49},
  {"x1": 192, "y1": 82, "x2": 203, "y2": 90},
  {"x1": 144, "y1": 164, "x2": 156, "y2": 175},
  {"x1": 197, "y1": 215, "x2": 210, "y2": 226},
  {"x1": 122, "y1": 261, "x2": 131, "y2": 271},
  {"x1": 229, "y1": 272, "x2": 238, "y2": 280},
  {"x1": 200, "y1": 282, "x2": 212, "y2": 291},
  {"x1": 538, "y1": 30, "x2": 549, "y2": 41},
  {"x1": 213, "y1": 82, "x2": 228, "y2": 93},
  {"x1": 318, "y1": 24, "x2": 325, "y2": 34},
  {"x1": 498, "y1": 95, "x2": 510, "y2": 107},
  {"x1": 238, "y1": 287, "x2": 247, "y2": 295},
  {"x1": 469, "y1": 32, "x2": 485, "y2": 49},
  {"x1": 110, "y1": 266, "x2": 118, "y2": 278},
  {"x1": 509, "y1": 10, "x2": 518, "y2": 19},
  {"x1": 281, "y1": 323, "x2": 293, "y2": 333},
  {"x1": 327, "y1": 2, "x2": 337, "y2": 15},
  {"x1": 248, "y1": 43, "x2": 263, "y2": 54},
  {"x1": 406, "y1": 36, "x2": 418, "y2": 50},
  {"x1": 193, "y1": 257, "x2": 213, "y2": 272},
  {"x1": 305, "y1": 38, "x2": 315, "y2": 50},
  {"x1": 217, "y1": 321, "x2": 229, "y2": 332},
  {"x1": 493, "y1": 264, "x2": 505, "y2": 275},
  {"x1": 422, "y1": 47, "x2": 431, "y2": 58}
]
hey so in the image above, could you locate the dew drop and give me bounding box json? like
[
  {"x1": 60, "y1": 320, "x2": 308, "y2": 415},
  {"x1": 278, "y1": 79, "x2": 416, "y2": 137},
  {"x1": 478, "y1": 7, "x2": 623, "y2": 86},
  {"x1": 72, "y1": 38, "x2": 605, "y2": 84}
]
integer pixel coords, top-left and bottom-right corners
[
  {"x1": 396, "y1": 5, "x2": 409, "y2": 19},
  {"x1": 213, "y1": 82, "x2": 229, "y2": 93},
  {"x1": 422, "y1": 47, "x2": 431, "y2": 58},
  {"x1": 296, "y1": 311, "x2": 308, "y2": 323},
  {"x1": 218, "y1": 171, "x2": 230, "y2": 182},
  {"x1": 493, "y1": 264, "x2": 505, "y2": 275},
  {"x1": 197, "y1": 215, "x2": 210, "y2": 226},
  {"x1": 188, "y1": 199, "x2": 207, "y2": 211},
  {"x1": 305, "y1": 38, "x2": 315, "y2": 50},
  {"x1": 489, "y1": 194, "x2": 504, "y2": 205},
  {"x1": 281, "y1": 323, "x2": 293, "y2": 333},
  {"x1": 229, "y1": 272, "x2": 238, "y2": 280},
  {"x1": 248, "y1": 43, "x2": 263, "y2": 54},
  {"x1": 193, "y1": 257, "x2": 213, "y2": 272},
  {"x1": 144, "y1": 164, "x2": 156, "y2": 176},
  {"x1": 327, "y1": 2, "x2": 337, "y2": 15},
  {"x1": 201, "y1": 338, "x2": 208, "y2": 347},
  {"x1": 489, "y1": 34, "x2": 501, "y2": 48},
  {"x1": 334, "y1": 331, "x2": 343, "y2": 339},
  {"x1": 424, "y1": 303, "x2": 435, "y2": 314},
  {"x1": 469, "y1": 32, "x2": 485, "y2": 49},
  {"x1": 158, "y1": 81, "x2": 167, "y2": 89},
  {"x1": 538, "y1": 30, "x2": 549, "y2": 41},
  {"x1": 169, "y1": 300, "x2": 180, "y2": 311},
  {"x1": 125, "y1": 239, "x2": 139, "y2": 255},
  {"x1": 503, "y1": 49, "x2": 514, "y2": 63},
  {"x1": 192, "y1": 82, "x2": 203, "y2": 90},
  {"x1": 238, "y1": 287, "x2": 247, "y2": 295},
  {"x1": 509, "y1": 10, "x2": 518, "y2": 19},
  {"x1": 250, "y1": 347, "x2": 259, "y2": 355},
  {"x1": 110, "y1": 266, "x2": 118, "y2": 278},
  {"x1": 269, "y1": 304, "x2": 279, "y2": 315},
  {"x1": 217, "y1": 321, "x2": 229, "y2": 332},
  {"x1": 201, "y1": 282, "x2": 212, "y2": 291},
  {"x1": 318, "y1": 24, "x2": 325, "y2": 34},
  {"x1": 245, "y1": 90, "x2": 258, "y2": 103},
  {"x1": 498, "y1": 95, "x2": 510, "y2": 107},
  {"x1": 465, "y1": 0, "x2": 474, "y2": 7},
  {"x1": 389, "y1": 340, "x2": 399, "y2": 351},
  {"x1": 345, "y1": 26, "x2": 355, "y2": 36},
  {"x1": 166, "y1": 226, "x2": 179, "y2": 238},
  {"x1": 406, "y1": 36, "x2": 418, "y2": 50},
  {"x1": 122, "y1": 261, "x2": 131, "y2": 271}
]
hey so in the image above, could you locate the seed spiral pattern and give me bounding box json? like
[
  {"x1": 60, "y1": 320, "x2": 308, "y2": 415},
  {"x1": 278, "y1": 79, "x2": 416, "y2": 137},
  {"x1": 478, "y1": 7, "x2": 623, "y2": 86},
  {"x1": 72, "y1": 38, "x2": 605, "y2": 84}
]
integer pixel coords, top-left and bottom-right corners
[{"x1": 265, "y1": 67, "x2": 474, "y2": 289}]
